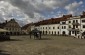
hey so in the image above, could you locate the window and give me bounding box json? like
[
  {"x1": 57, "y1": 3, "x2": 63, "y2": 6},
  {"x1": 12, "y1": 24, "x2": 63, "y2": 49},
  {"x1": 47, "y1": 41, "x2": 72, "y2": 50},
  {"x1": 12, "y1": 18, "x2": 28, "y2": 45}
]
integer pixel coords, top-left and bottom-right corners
[
  {"x1": 76, "y1": 25, "x2": 78, "y2": 28},
  {"x1": 58, "y1": 31, "x2": 59, "y2": 35},
  {"x1": 76, "y1": 20, "x2": 78, "y2": 23},
  {"x1": 72, "y1": 31, "x2": 74, "y2": 34},
  {"x1": 49, "y1": 27, "x2": 50, "y2": 29},
  {"x1": 62, "y1": 26, "x2": 63, "y2": 29},
  {"x1": 52, "y1": 31, "x2": 53, "y2": 35},
  {"x1": 83, "y1": 25, "x2": 85, "y2": 28},
  {"x1": 55, "y1": 31, "x2": 56, "y2": 35},
  {"x1": 43, "y1": 27, "x2": 44, "y2": 29},
  {"x1": 57, "y1": 27, "x2": 59, "y2": 29},
  {"x1": 62, "y1": 26, "x2": 66, "y2": 29},
  {"x1": 69, "y1": 21, "x2": 71, "y2": 23},
  {"x1": 46, "y1": 31, "x2": 47, "y2": 34},
  {"x1": 46, "y1": 27, "x2": 47, "y2": 29},
  {"x1": 82, "y1": 20, "x2": 85, "y2": 22},
  {"x1": 62, "y1": 22, "x2": 66, "y2": 24},
  {"x1": 73, "y1": 25, "x2": 75, "y2": 28},
  {"x1": 53, "y1": 27, "x2": 55, "y2": 29},
  {"x1": 64, "y1": 26, "x2": 66, "y2": 29}
]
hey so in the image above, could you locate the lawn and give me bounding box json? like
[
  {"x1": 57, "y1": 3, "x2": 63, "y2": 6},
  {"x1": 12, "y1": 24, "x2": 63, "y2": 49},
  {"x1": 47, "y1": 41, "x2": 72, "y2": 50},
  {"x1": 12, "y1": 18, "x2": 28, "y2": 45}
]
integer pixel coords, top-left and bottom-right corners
[{"x1": 0, "y1": 35, "x2": 85, "y2": 55}]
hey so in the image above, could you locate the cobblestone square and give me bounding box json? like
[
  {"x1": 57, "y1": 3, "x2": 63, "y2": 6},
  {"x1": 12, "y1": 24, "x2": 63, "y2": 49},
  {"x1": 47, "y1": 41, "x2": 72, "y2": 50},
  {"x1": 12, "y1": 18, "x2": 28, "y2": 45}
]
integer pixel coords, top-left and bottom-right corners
[{"x1": 0, "y1": 35, "x2": 85, "y2": 55}]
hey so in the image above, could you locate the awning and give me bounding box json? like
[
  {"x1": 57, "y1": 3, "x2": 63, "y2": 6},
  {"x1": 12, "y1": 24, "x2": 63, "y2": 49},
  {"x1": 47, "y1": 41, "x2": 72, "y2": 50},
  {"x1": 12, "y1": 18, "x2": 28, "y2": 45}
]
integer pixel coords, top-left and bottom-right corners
[{"x1": 0, "y1": 28, "x2": 10, "y2": 32}]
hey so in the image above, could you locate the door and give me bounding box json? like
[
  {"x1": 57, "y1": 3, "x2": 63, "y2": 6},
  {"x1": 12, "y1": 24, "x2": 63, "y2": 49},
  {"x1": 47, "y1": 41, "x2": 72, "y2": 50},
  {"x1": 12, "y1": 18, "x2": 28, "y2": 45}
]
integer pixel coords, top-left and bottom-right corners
[
  {"x1": 69, "y1": 31, "x2": 71, "y2": 35},
  {"x1": 75, "y1": 31, "x2": 77, "y2": 36},
  {"x1": 62, "y1": 31, "x2": 66, "y2": 35}
]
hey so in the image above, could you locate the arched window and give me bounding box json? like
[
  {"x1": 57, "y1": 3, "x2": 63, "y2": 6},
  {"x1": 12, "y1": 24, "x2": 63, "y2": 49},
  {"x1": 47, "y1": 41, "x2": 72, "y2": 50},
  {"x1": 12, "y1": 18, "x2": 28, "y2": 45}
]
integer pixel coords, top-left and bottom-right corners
[
  {"x1": 62, "y1": 31, "x2": 66, "y2": 35},
  {"x1": 58, "y1": 31, "x2": 59, "y2": 35},
  {"x1": 52, "y1": 31, "x2": 53, "y2": 35},
  {"x1": 46, "y1": 31, "x2": 47, "y2": 35}
]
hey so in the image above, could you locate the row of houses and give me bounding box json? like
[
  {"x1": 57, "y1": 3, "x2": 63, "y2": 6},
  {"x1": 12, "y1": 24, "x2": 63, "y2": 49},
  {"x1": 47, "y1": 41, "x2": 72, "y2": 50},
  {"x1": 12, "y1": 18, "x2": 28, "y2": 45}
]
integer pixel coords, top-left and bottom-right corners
[
  {"x1": 0, "y1": 18, "x2": 35, "y2": 35},
  {"x1": 23, "y1": 11, "x2": 85, "y2": 38},
  {"x1": 1, "y1": 11, "x2": 85, "y2": 38}
]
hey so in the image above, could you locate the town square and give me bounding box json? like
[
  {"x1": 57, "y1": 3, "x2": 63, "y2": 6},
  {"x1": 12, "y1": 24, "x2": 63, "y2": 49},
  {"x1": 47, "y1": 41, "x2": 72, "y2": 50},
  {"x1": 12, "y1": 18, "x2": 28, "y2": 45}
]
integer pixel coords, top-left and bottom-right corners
[
  {"x1": 0, "y1": 0, "x2": 85, "y2": 55},
  {"x1": 0, "y1": 35, "x2": 85, "y2": 55}
]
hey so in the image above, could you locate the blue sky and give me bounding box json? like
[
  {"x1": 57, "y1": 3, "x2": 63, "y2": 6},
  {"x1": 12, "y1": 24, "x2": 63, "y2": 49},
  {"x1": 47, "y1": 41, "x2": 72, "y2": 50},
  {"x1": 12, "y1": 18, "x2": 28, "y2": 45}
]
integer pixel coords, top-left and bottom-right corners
[
  {"x1": 0, "y1": 0, "x2": 85, "y2": 26},
  {"x1": 42, "y1": 0, "x2": 85, "y2": 18}
]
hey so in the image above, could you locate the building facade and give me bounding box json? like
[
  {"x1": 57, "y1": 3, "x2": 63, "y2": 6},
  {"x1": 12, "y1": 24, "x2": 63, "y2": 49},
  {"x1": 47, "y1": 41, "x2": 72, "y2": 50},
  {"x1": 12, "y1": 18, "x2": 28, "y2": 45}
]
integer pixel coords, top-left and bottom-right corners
[
  {"x1": 21, "y1": 23, "x2": 34, "y2": 34},
  {"x1": 67, "y1": 16, "x2": 81, "y2": 37},
  {"x1": 0, "y1": 19, "x2": 22, "y2": 35},
  {"x1": 31, "y1": 14, "x2": 72, "y2": 36},
  {"x1": 26, "y1": 12, "x2": 85, "y2": 38}
]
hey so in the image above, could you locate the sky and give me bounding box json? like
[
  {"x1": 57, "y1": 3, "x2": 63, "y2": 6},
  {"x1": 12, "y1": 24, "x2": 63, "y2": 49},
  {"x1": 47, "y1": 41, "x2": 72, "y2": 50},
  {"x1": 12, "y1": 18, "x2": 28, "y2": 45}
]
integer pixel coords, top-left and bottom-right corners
[{"x1": 0, "y1": 0, "x2": 85, "y2": 26}]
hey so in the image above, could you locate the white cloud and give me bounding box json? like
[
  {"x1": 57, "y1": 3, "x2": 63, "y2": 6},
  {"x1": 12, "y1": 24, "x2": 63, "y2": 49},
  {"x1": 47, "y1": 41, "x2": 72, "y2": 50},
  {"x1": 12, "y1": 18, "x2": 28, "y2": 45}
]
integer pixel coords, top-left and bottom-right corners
[
  {"x1": 0, "y1": 1, "x2": 32, "y2": 26},
  {"x1": 0, "y1": 0, "x2": 84, "y2": 26},
  {"x1": 29, "y1": 0, "x2": 69, "y2": 11},
  {"x1": 65, "y1": 1, "x2": 83, "y2": 15},
  {"x1": 0, "y1": 0, "x2": 70, "y2": 25}
]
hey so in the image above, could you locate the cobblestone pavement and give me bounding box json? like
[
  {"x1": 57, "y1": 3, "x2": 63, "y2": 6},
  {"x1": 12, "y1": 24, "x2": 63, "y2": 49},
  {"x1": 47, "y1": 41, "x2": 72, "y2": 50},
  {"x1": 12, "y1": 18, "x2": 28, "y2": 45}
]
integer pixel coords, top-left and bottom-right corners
[{"x1": 0, "y1": 35, "x2": 85, "y2": 55}]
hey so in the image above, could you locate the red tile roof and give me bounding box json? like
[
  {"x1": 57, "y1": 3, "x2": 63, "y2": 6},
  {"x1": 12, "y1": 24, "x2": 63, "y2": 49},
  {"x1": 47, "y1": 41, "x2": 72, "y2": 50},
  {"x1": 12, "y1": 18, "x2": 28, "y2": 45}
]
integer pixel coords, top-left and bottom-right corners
[
  {"x1": 34, "y1": 14, "x2": 72, "y2": 26},
  {"x1": 22, "y1": 23, "x2": 34, "y2": 29}
]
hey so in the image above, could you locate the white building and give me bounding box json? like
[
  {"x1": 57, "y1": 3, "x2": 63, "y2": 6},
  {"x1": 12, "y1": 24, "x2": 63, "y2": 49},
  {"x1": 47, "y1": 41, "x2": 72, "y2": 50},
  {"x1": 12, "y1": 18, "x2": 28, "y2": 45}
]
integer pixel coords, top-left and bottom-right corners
[
  {"x1": 67, "y1": 16, "x2": 81, "y2": 37},
  {"x1": 60, "y1": 20, "x2": 69, "y2": 35},
  {"x1": 28, "y1": 12, "x2": 85, "y2": 38},
  {"x1": 33, "y1": 15, "x2": 72, "y2": 35}
]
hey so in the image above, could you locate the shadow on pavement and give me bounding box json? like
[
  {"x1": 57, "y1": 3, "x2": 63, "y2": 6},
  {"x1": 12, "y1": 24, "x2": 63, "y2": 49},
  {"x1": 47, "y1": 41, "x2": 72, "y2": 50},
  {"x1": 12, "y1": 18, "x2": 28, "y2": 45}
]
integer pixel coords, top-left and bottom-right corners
[
  {"x1": 0, "y1": 39, "x2": 22, "y2": 42},
  {"x1": 0, "y1": 50, "x2": 10, "y2": 55}
]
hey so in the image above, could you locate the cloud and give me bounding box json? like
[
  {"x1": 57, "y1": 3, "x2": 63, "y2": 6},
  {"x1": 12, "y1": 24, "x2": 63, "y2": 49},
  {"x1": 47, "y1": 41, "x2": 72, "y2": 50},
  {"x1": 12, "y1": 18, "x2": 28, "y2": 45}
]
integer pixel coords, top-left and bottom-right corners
[
  {"x1": 65, "y1": 1, "x2": 83, "y2": 15},
  {"x1": 0, "y1": 1, "x2": 35, "y2": 26},
  {"x1": 0, "y1": 0, "x2": 84, "y2": 26},
  {"x1": 7, "y1": 0, "x2": 69, "y2": 17},
  {"x1": 0, "y1": 0, "x2": 70, "y2": 26}
]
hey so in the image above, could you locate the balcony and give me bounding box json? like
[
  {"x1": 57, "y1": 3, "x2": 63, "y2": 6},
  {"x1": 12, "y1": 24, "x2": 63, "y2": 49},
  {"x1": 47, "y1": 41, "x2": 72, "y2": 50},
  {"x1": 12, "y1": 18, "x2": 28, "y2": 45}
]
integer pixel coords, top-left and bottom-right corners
[
  {"x1": 68, "y1": 28, "x2": 80, "y2": 31},
  {"x1": 72, "y1": 23, "x2": 80, "y2": 25}
]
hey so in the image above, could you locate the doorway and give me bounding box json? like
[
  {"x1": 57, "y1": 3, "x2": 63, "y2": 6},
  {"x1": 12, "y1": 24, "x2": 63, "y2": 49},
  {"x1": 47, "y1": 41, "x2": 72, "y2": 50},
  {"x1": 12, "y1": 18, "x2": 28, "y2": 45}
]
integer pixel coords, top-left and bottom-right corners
[{"x1": 62, "y1": 31, "x2": 66, "y2": 35}]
